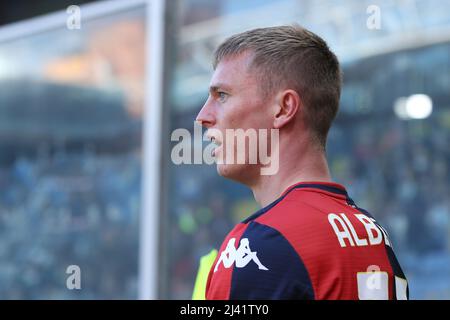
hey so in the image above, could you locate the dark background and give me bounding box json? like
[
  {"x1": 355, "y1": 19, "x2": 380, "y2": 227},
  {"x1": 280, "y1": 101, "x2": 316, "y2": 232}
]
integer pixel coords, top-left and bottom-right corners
[{"x1": 0, "y1": 0, "x2": 98, "y2": 26}]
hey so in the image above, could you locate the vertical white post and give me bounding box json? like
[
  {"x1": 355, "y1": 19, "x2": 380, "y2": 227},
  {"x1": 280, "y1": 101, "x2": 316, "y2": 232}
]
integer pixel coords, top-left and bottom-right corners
[{"x1": 139, "y1": 0, "x2": 165, "y2": 300}]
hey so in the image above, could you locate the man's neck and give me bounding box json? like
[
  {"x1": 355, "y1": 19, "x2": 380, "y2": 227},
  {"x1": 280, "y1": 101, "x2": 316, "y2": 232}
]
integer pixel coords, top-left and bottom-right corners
[{"x1": 250, "y1": 144, "x2": 332, "y2": 208}]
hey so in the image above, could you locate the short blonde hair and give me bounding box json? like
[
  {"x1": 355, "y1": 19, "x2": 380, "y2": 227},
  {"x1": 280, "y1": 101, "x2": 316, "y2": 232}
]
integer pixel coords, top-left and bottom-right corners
[{"x1": 214, "y1": 25, "x2": 342, "y2": 149}]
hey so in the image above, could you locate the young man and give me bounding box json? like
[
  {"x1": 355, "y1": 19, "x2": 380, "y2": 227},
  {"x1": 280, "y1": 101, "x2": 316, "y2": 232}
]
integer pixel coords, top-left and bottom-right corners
[{"x1": 196, "y1": 25, "x2": 408, "y2": 300}]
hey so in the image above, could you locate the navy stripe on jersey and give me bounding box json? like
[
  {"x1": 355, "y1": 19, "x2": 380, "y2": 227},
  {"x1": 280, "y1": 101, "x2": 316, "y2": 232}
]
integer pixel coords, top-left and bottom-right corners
[
  {"x1": 229, "y1": 221, "x2": 315, "y2": 300},
  {"x1": 385, "y1": 245, "x2": 410, "y2": 299}
]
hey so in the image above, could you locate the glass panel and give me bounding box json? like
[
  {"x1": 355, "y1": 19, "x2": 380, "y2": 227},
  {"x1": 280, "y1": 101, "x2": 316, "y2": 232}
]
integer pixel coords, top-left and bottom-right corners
[
  {"x1": 165, "y1": 0, "x2": 450, "y2": 299},
  {"x1": 0, "y1": 6, "x2": 146, "y2": 299}
]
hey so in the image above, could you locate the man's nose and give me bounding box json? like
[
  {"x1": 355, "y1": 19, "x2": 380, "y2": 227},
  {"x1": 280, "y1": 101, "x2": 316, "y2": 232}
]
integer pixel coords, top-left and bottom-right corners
[{"x1": 195, "y1": 99, "x2": 215, "y2": 128}]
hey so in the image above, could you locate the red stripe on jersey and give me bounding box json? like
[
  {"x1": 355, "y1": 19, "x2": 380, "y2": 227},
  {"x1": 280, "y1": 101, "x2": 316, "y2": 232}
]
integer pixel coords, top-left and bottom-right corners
[
  {"x1": 205, "y1": 223, "x2": 248, "y2": 300},
  {"x1": 255, "y1": 184, "x2": 395, "y2": 299}
]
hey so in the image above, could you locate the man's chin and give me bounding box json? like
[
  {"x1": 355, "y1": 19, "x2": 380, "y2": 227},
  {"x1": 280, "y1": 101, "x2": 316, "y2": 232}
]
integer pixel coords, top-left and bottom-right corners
[{"x1": 216, "y1": 163, "x2": 257, "y2": 184}]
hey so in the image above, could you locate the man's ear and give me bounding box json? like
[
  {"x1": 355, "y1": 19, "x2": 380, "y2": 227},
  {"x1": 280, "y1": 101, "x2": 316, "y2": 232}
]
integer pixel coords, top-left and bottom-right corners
[{"x1": 273, "y1": 89, "x2": 301, "y2": 129}]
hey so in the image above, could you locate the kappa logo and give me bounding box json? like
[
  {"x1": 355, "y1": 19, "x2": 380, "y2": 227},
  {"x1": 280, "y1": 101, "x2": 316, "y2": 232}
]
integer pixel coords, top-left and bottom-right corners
[{"x1": 214, "y1": 237, "x2": 269, "y2": 272}]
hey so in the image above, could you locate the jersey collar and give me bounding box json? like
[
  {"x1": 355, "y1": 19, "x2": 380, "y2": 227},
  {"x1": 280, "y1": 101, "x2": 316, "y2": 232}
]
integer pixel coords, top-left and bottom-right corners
[{"x1": 243, "y1": 181, "x2": 352, "y2": 224}]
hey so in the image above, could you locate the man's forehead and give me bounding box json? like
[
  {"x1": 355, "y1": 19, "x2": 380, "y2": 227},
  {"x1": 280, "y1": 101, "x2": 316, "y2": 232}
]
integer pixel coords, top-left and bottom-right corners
[
  {"x1": 215, "y1": 51, "x2": 254, "y2": 73},
  {"x1": 209, "y1": 52, "x2": 255, "y2": 89}
]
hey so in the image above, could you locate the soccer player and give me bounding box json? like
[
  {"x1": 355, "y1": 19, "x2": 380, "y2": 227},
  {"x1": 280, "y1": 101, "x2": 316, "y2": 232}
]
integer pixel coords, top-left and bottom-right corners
[{"x1": 195, "y1": 25, "x2": 408, "y2": 300}]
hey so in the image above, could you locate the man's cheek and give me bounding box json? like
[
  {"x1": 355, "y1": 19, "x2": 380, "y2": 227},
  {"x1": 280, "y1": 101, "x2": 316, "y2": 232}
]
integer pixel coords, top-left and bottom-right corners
[{"x1": 226, "y1": 114, "x2": 240, "y2": 129}]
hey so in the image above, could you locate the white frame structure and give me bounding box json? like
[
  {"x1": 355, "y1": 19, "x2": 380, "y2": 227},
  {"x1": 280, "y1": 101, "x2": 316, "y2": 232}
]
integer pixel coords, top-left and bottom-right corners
[{"x1": 0, "y1": 0, "x2": 165, "y2": 300}]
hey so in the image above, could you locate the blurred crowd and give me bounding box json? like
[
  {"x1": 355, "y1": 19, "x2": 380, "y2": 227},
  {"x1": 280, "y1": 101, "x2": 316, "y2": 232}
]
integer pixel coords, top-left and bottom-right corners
[
  {"x1": 0, "y1": 73, "x2": 448, "y2": 300},
  {"x1": 0, "y1": 149, "x2": 141, "y2": 299},
  {"x1": 167, "y1": 109, "x2": 450, "y2": 299},
  {"x1": 167, "y1": 42, "x2": 450, "y2": 299},
  {"x1": 0, "y1": 0, "x2": 449, "y2": 300},
  {"x1": 1, "y1": 101, "x2": 447, "y2": 299}
]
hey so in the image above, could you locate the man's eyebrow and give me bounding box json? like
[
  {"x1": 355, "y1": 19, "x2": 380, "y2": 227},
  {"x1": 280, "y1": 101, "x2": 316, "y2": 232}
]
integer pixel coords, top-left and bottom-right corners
[{"x1": 209, "y1": 84, "x2": 232, "y2": 93}]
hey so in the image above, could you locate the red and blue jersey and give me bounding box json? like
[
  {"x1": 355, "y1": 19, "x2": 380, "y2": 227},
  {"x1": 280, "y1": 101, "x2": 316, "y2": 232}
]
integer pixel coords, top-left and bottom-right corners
[{"x1": 205, "y1": 181, "x2": 409, "y2": 300}]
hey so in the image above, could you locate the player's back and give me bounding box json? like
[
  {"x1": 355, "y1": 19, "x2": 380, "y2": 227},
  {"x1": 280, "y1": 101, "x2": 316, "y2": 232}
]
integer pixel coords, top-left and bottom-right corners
[{"x1": 206, "y1": 181, "x2": 408, "y2": 300}]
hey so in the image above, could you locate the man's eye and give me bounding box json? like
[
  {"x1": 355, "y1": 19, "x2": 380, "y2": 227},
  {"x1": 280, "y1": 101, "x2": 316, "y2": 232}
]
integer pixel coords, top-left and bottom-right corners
[{"x1": 218, "y1": 92, "x2": 228, "y2": 102}]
